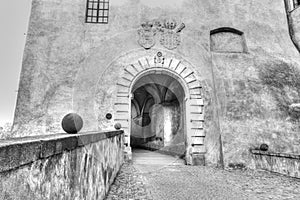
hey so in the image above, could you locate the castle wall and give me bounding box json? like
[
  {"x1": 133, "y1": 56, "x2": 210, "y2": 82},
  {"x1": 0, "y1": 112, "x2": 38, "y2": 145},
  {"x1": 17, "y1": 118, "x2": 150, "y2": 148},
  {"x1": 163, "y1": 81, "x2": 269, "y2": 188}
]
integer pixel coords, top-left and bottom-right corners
[{"x1": 13, "y1": 0, "x2": 300, "y2": 167}]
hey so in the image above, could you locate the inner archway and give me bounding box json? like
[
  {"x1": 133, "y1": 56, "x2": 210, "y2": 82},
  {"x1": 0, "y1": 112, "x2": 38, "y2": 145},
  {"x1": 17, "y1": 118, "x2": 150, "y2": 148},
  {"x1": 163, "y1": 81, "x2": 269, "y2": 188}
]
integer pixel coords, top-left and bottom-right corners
[
  {"x1": 130, "y1": 73, "x2": 186, "y2": 157},
  {"x1": 111, "y1": 54, "x2": 206, "y2": 165}
]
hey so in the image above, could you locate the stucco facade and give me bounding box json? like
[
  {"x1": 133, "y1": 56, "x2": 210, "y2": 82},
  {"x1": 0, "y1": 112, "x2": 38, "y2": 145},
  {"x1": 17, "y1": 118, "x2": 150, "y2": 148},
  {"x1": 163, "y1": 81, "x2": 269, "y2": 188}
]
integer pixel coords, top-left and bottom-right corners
[{"x1": 12, "y1": 0, "x2": 300, "y2": 167}]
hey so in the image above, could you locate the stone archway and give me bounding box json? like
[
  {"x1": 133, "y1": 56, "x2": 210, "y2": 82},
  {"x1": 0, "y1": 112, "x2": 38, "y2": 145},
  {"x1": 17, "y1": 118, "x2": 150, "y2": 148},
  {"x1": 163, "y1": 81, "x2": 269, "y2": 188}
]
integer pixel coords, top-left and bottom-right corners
[{"x1": 114, "y1": 52, "x2": 205, "y2": 165}]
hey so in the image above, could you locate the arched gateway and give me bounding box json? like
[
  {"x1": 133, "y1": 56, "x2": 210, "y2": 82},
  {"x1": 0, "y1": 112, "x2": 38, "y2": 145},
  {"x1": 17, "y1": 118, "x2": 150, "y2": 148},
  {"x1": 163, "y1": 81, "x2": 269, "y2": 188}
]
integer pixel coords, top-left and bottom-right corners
[{"x1": 113, "y1": 52, "x2": 205, "y2": 165}]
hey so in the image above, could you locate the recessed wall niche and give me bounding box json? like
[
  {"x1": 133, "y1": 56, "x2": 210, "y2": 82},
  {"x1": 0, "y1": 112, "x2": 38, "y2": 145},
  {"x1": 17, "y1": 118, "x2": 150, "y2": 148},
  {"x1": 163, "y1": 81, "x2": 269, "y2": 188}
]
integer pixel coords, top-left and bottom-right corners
[{"x1": 210, "y1": 27, "x2": 247, "y2": 53}]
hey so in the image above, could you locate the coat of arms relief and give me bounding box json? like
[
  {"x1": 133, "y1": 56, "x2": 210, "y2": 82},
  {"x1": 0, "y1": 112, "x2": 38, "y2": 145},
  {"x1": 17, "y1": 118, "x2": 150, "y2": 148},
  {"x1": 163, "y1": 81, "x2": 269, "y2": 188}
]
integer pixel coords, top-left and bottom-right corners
[
  {"x1": 137, "y1": 18, "x2": 185, "y2": 50},
  {"x1": 137, "y1": 21, "x2": 157, "y2": 49}
]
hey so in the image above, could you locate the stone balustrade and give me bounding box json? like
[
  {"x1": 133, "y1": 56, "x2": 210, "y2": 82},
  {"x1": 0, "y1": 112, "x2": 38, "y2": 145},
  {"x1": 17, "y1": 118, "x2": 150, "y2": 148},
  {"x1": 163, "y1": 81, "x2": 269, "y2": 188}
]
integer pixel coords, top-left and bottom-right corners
[
  {"x1": 0, "y1": 130, "x2": 124, "y2": 200},
  {"x1": 251, "y1": 149, "x2": 300, "y2": 178}
]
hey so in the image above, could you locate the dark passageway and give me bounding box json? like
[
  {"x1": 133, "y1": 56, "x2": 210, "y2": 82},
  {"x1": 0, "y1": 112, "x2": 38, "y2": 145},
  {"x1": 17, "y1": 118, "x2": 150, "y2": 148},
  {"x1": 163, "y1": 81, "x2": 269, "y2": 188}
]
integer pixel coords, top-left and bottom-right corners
[{"x1": 130, "y1": 74, "x2": 186, "y2": 157}]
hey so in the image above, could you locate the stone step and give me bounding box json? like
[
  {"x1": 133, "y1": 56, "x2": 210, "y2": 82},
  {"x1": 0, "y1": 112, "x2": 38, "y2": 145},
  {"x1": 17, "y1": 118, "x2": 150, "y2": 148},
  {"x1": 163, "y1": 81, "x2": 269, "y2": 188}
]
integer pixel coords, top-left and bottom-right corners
[
  {"x1": 190, "y1": 114, "x2": 204, "y2": 121},
  {"x1": 138, "y1": 57, "x2": 150, "y2": 69},
  {"x1": 117, "y1": 79, "x2": 131, "y2": 88},
  {"x1": 186, "y1": 76, "x2": 197, "y2": 84},
  {"x1": 169, "y1": 59, "x2": 181, "y2": 71},
  {"x1": 175, "y1": 63, "x2": 185, "y2": 74},
  {"x1": 191, "y1": 145, "x2": 206, "y2": 153},
  {"x1": 132, "y1": 63, "x2": 143, "y2": 73},
  {"x1": 191, "y1": 136, "x2": 205, "y2": 145},
  {"x1": 116, "y1": 96, "x2": 129, "y2": 104},
  {"x1": 181, "y1": 68, "x2": 193, "y2": 79},
  {"x1": 114, "y1": 112, "x2": 129, "y2": 120},
  {"x1": 190, "y1": 128, "x2": 205, "y2": 136},
  {"x1": 190, "y1": 120, "x2": 204, "y2": 129},
  {"x1": 190, "y1": 87, "x2": 201, "y2": 95},
  {"x1": 117, "y1": 84, "x2": 129, "y2": 93},
  {"x1": 114, "y1": 120, "x2": 129, "y2": 129},
  {"x1": 122, "y1": 71, "x2": 135, "y2": 81},
  {"x1": 114, "y1": 104, "x2": 129, "y2": 112}
]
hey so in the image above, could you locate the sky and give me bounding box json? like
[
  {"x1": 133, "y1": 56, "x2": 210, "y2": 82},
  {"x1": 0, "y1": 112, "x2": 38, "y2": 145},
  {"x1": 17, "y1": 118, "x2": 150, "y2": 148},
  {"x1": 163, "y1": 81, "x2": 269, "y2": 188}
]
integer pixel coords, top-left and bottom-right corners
[{"x1": 0, "y1": 0, "x2": 32, "y2": 126}]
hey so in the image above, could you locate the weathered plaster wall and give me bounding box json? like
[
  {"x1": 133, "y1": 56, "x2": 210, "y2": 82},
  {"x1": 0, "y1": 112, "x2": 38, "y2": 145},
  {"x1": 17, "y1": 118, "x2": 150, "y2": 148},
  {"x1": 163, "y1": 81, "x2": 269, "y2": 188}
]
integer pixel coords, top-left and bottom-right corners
[
  {"x1": 0, "y1": 131, "x2": 124, "y2": 200},
  {"x1": 13, "y1": 0, "x2": 300, "y2": 167},
  {"x1": 213, "y1": 53, "x2": 300, "y2": 167},
  {"x1": 286, "y1": 2, "x2": 300, "y2": 52}
]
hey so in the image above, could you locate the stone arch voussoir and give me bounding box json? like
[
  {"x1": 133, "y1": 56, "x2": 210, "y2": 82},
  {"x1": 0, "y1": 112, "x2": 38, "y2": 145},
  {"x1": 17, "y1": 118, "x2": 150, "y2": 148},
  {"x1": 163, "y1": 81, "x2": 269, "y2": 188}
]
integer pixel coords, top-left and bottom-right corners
[{"x1": 114, "y1": 55, "x2": 206, "y2": 161}]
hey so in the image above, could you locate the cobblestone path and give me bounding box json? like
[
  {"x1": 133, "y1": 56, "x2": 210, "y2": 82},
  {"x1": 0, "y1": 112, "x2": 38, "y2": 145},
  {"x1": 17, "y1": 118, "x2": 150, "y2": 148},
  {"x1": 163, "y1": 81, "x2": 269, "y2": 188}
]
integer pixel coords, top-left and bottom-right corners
[
  {"x1": 106, "y1": 149, "x2": 300, "y2": 200},
  {"x1": 105, "y1": 161, "x2": 153, "y2": 200}
]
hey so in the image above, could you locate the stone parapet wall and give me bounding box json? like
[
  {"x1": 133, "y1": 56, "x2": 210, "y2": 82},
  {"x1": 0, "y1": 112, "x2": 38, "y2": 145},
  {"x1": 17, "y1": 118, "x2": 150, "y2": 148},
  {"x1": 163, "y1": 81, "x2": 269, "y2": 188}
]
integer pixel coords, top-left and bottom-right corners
[
  {"x1": 251, "y1": 149, "x2": 300, "y2": 178},
  {"x1": 0, "y1": 130, "x2": 124, "y2": 200}
]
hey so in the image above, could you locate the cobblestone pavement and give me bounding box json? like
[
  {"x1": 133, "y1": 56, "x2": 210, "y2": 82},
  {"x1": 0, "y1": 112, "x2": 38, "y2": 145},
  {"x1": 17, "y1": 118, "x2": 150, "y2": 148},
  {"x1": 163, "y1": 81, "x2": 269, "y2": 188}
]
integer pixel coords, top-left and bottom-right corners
[
  {"x1": 140, "y1": 165, "x2": 300, "y2": 200},
  {"x1": 105, "y1": 161, "x2": 153, "y2": 200},
  {"x1": 106, "y1": 150, "x2": 300, "y2": 200}
]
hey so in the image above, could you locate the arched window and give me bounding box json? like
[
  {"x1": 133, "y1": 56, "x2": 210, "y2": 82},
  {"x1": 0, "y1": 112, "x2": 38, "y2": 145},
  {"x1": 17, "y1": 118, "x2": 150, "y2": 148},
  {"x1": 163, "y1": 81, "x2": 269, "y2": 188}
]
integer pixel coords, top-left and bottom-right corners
[{"x1": 210, "y1": 27, "x2": 247, "y2": 53}]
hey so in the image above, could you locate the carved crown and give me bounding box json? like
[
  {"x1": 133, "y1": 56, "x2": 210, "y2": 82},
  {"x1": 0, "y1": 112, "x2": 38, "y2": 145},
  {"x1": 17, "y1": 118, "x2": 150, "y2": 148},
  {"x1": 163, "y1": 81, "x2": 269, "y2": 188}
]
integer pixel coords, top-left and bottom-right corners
[
  {"x1": 141, "y1": 21, "x2": 153, "y2": 31},
  {"x1": 164, "y1": 18, "x2": 177, "y2": 30}
]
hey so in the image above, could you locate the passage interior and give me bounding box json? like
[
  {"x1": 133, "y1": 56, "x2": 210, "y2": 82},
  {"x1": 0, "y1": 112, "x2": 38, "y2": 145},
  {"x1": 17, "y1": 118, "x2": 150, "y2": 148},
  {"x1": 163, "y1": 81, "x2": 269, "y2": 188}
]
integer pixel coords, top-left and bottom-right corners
[{"x1": 130, "y1": 73, "x2": 186, "y2": 156}]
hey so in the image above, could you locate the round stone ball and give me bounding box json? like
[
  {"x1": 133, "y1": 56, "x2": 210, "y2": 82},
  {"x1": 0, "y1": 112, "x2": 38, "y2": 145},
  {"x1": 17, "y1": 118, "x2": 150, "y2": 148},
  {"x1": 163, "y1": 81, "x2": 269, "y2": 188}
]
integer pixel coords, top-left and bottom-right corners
[
  {"x1": 260, "y1": 143, "x2": 269, "y2": 151},
  {"x1": 61, "y1": 113, "x2": 83, "y2": 134},
  {"x1": 114, "y1": 123, "x2": 122, "y2": 130}
]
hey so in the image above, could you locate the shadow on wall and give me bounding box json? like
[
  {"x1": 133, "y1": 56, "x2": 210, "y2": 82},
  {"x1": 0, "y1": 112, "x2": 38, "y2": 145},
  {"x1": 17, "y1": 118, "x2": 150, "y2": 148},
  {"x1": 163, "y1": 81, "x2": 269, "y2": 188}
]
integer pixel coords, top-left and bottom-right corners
[
  {"x1": 220, "y1": 57, "x2": 300, "y2": 168},
  {"x1": 259, "y1": 60, "x2": 300, "y2": 120}
]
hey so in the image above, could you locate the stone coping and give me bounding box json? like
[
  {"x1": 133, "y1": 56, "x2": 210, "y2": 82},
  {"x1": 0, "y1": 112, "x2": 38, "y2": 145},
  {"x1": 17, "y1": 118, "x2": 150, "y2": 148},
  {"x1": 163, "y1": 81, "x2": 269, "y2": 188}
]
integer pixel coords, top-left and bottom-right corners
[
  {"x1": 250, "y1": 149, "x2": 300, "y2": 160},
  {"x1": 0, "y1": 130, "x2": 123, "y2": 173}
]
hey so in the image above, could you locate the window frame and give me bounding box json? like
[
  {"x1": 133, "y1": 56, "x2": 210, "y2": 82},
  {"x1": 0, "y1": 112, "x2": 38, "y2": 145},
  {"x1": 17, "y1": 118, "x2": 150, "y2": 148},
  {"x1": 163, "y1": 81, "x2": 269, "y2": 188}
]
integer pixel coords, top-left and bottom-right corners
[{"x1": 85, "y1": 0, "x2": 109, "y2": 24}]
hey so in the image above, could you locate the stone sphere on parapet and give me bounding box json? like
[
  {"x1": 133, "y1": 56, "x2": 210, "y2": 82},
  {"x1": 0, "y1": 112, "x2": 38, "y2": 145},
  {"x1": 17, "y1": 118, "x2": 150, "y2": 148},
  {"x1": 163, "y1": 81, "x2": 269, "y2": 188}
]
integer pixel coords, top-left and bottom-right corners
[
  {"x1": 260, "y1": 144, "x2": 269, "y2": 151},
  {"x1": 61, "y1": 113, "x2": 83, "y2": 134},
  {"x1": 114, "y1": 123, "x2": 122, "y2": 130}
]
